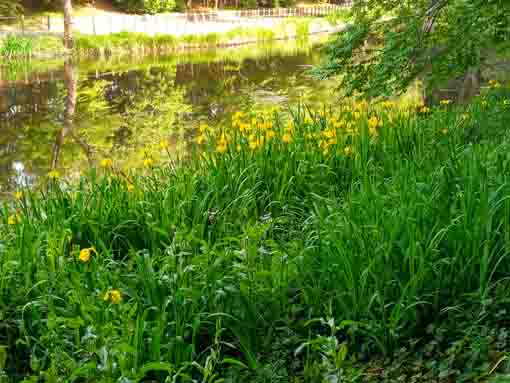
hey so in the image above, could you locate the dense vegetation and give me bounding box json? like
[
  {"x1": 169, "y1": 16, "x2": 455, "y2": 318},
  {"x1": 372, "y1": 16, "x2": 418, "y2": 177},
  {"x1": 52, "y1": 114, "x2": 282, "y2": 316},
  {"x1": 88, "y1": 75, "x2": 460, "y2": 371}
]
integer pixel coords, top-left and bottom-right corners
[
  {"x1": 111, "y1": 0, "x2": 177, "y2": 13},
  {"x1": 2, "y1": 0, "x2": 335, "y2": 15},
  {"x1": 0, "y1": 17, "x2": 326, "y2": 58},
  {"x1": 316, "y1": 0, "x2": 510, "y2": 97},
  {"x1": 2, "y1": 83, "x2": 510, "y2": 382}
]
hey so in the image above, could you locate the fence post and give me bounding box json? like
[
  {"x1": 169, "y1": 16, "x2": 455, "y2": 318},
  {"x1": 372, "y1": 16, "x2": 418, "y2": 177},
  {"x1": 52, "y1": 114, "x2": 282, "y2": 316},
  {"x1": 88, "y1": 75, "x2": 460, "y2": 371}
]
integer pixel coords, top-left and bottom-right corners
[
  {"x1": 21, "y1": 15, "x2": 25, "y2": 35},
  {"x1": 92, "y1": 16, "x2": 96, "y2": 35},
  {"x1": 47, "y1": 15, "x2": 51, "y2": 32}
]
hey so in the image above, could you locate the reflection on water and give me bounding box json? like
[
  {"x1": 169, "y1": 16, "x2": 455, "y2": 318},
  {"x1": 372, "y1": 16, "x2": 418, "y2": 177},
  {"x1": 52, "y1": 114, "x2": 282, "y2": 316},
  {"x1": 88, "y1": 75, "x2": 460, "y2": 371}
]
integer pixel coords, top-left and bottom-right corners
[{"x1": 0, "y1": 37, "x2": 338, "y2": 192}]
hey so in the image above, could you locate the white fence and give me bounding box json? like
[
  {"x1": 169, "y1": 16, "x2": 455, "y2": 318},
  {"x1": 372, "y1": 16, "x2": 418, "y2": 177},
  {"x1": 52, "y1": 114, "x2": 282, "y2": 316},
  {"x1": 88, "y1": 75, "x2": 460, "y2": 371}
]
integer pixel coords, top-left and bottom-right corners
[{"x1": 45, "y1": 4, "x2": 349, "y2": 36}]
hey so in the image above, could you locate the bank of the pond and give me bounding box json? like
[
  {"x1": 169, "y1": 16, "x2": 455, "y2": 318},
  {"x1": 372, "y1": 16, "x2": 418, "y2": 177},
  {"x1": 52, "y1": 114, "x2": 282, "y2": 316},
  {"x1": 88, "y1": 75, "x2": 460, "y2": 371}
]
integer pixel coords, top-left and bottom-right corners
[
  {"x1": 0, "y1": 34, "x2": 327, "y2": 84},
  {"x1": 0, "y1": 18, "x2": 343, "y2": 59},
  {"x1": 2, "y1": 84, "x2": 510, "y2": 382}
]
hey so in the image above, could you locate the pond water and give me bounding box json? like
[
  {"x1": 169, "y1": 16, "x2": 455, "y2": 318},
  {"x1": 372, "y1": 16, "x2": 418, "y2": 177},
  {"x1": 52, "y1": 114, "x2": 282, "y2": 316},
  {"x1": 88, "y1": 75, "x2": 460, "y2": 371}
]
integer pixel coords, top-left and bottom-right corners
[{"x1": 0, "y1": 35, "x2": 340, "y2": 192}]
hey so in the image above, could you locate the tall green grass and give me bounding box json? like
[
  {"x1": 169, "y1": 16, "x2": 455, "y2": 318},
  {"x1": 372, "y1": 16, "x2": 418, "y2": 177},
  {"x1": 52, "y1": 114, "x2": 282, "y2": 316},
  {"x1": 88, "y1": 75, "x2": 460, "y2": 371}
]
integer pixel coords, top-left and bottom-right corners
[
  {"x1": 1, "y1": 86, "x2": 510, "y2": 381},
  {"x1": 0, "y1": 35, "x2": 33, "y2": 59},
  {"x1": 73, "y1": 19, "x2": 326, "y2": 56}
]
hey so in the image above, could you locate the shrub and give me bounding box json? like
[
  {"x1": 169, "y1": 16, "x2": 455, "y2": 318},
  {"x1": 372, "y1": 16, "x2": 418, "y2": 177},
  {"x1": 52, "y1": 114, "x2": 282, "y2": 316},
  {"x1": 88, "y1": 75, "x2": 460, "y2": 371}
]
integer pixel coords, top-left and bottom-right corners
[
  {"x1": 0, "y1": 0, "x2": 23, "y2": 16},
  {"x1": 112, "y1": 0, "x2": 177, "y2": 13},
  {"x1": 23, "y1": 0, "x2": 89, "y2": 10}
]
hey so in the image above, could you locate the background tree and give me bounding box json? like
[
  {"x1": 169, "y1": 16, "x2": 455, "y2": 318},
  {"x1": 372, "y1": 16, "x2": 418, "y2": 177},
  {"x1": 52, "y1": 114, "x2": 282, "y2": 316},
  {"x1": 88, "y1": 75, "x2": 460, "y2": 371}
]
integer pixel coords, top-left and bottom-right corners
[
  {"x1": 0, "y1": 0, "x2": 23, "y2": 16},
  {"x1": 315, "y1": 0, "x2": 510, "y2": 98},
  {"x1": 63, "y1": 0, "x2": 73, "y2": 49}
]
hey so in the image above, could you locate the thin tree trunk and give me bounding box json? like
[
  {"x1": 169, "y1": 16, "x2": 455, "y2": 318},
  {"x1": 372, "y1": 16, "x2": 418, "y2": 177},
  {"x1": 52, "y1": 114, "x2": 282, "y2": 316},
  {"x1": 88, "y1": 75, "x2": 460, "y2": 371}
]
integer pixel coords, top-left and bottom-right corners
[
  {"x1": 63, "y1": 0, "x2": 73, "y2": 50},
  {"x1": 51, "y1": 60, "x2": 77, "y2": 169}
]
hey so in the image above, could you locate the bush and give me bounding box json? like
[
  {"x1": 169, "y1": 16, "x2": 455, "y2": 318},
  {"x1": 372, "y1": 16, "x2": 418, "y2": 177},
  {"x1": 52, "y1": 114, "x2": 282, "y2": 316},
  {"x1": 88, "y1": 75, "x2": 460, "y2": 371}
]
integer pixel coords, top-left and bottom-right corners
[
  {"x1": 0, "y1": 0, "x2": 23, "y2": 16},
  {"x1": 112, "y1": 0, "x2": 177, "y2": 13},
  {"x1": 22, "y1": 0, "x2": 89, "y2": 11}
]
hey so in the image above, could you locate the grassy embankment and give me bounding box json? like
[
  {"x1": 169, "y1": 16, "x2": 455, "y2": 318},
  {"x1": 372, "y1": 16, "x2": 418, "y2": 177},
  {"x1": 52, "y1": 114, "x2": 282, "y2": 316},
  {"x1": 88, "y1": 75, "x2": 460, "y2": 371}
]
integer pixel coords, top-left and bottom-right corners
[
  {"x1": 0, "y1": 15, "x2": 344, "y2": 59},
  {"x1": 0, "y1": 33, "x2": 325, "y2": 83},
  {"x1": 2, "y1": 83, "x2": 510, "y2": 382}
]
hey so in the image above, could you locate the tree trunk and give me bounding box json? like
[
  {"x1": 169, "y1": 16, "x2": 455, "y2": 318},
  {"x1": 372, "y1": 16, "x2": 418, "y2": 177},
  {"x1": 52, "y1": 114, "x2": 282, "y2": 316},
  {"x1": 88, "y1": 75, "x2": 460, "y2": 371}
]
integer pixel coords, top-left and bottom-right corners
[
  {"x1": 51, "y1": 60, "x2": 77, "y2": 169},
  {"x1": 63, "y1": 0, "x2": 73, "y2": 50}
]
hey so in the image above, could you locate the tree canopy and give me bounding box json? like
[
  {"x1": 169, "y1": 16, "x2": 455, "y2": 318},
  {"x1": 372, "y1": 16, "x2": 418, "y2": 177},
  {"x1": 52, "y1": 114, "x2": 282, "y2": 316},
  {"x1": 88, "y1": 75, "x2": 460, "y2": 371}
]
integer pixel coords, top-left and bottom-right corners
[{"x1": 316, "y1": 0, "x2": 510, "y2": 97}]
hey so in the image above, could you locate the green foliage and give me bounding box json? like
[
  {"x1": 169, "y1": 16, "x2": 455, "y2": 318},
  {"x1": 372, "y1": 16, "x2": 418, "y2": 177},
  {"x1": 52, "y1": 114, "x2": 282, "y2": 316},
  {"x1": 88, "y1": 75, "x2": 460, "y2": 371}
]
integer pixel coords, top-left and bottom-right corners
[
  {"x1": 72, "y1": 20, "x2": 318, "y2": 55},
  {"x1": 0, "y1": 35, "x2": 33, "y2": 58},
  {"x1": 0, "y1": 0, "x2": 23, "y2": 16},
  {"x1": 112, "y1": 0, "x2": 177, "y2": 13},
  {"x1": 2, "y1": 85, "x2": 510, "y2": 381},
  {"x1": 325, "y1": 7, "x2": 352, "y2": 26},
  {"x1": 316, "y1": 0, "x2": 510, "y2": 97},
  {"x1": 238, "y1": 0, "x2": 258, "y2": 9},
  {"x1": 30, "y1": 0, "x2": 90, "y2": 10}
]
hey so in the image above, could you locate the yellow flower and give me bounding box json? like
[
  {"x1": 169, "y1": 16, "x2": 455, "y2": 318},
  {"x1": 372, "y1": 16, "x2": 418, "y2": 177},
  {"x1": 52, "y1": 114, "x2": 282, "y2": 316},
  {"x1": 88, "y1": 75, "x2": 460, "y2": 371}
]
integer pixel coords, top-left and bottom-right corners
[
  {"x1": 104, "y1": 289, "x2": 122, "y2": 304},
  {"x1": 265, "y1": 130, "x2": 276, "y2": 140},
  {"x1": 249, "y1": 137, "x2": 264, "y2": 150},
  {"x1": 159, "y1": 140, "x2": 169, "y2": 150},
  {"x1": 353, "y1": 111, "x2": 361, "y2": 120},
  {"x1": 266, "y1": 121, "x2": 274, "y2": 130},
  {"x1": 354, "y1": 100, "x2": 368, "y2": 111},
  {"x1": 322, "y1": 129, "x2": 336, "y2": 139},
  {"x1": 195, "y1": 134, "x2": 206, "y2": 145},
  {"x1": 47, "y1": 170, "x2": 60, "y2": 179},
  {"x1": 79, "y1": 247, "x2": 96, "y2": 263},
  {"x1": 282, "y1": 133, "x2": 293, "y2": 143},
  {"x1": 14, "y1": 191, "x2": 23, "y2": 200},
  {"x1": 420, "y1": 106, "x2": 431, "y2": 113},
  {"x1": 441, "y1": 128, "x2": 448, "y2": 135},
  {"x1": 333, "y1": 120, "x2": 345, "y2": 129},
  {"x1": 239, "y1": 123, "x2": 250, "y2": 133},
  {"x1": 233, "y1": 111, "x2": 244, "y2": 120},
  {"x1": 368, "y1": 116, "x2": 382, "y2": 132},
  {"x1": 286, "y1": 120, "x2": 294, "y2": 133},
  {"x1": 344, "y1": 146, "x2": 353, "y2": 155},
  {"x1": 127, "y1": 183, "x2": 135, "y2": 192},
  {"x1": 489, "y1": 79, "x2": 502, "y2": 89},
  {"x1": 199, "y1": 123, "x2": 209, "y2": 133},
  {"x1": 7, "y1": 214, "x2": 19, "y2": 225},
  {"x1": 100, "y1": 158, "x2": 113, "y2": 168},
  {"x1": 440, "y1": 99, "x2": 452, "y2": 106},
  {"x1": 143, "y1": 158, "x2": 155, "y2": 167},
  {"x1": 382, "y1": 100, "x2": 396, "y2": 108},
  {"x1": 236, "y1": 144, "x2": 242, "y2": 152},
  {"x1": 216, "y1": 142, "x2": 227, "y2": 154},
  {"x1": 248, "y1": 140, "x2": 258, "y2": 150}
]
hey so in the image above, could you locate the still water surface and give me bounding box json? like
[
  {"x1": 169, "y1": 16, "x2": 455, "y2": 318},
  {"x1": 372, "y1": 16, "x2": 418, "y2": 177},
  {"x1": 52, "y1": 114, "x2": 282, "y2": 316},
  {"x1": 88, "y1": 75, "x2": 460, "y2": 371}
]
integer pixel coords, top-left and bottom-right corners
[{"x1": 0, "y1": 36, "x2": 338, "y2": 192}]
